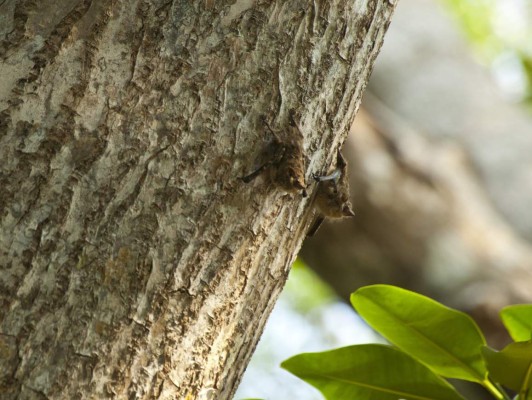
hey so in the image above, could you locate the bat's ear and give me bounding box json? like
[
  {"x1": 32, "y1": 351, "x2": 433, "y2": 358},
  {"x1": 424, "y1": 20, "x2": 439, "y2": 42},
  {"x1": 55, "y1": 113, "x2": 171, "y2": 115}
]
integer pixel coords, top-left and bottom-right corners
[
  {"x1": 342, "y1": 204, "x2": 355, "y2": 217},
  {"x1": 336, "y1": 149, "x2": 347, "y2": 168}
]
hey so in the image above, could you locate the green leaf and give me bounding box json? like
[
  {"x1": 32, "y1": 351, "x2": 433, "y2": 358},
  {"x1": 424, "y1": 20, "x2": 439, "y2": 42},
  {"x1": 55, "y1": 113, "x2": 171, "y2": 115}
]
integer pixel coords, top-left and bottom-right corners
[
  {"x1": 500, "y1": 305, "x2": 532, "y2": 342},
  {"x1": 482, "y1": 342, "x2": 532, "y2": 393},
  {"x1": 351, "y1": 285, "x2": 487, "y2": 382},
  {"x1": 281, "y1": 344, "x2": 465, "y2": 400}
]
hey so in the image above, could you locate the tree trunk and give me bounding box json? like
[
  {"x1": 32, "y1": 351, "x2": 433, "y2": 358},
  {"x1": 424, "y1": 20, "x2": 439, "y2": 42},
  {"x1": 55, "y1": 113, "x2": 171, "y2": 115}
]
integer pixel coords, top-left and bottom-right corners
[{"x1": 0, "y1": 1, "x2": 396, "y2": 398}]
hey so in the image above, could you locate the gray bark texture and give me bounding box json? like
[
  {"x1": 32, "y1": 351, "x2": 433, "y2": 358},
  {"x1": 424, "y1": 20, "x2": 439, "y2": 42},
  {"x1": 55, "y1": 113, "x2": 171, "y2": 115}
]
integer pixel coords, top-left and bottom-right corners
[{"x1": 0, "y1": 0, "x2": 396, "y2": 399}]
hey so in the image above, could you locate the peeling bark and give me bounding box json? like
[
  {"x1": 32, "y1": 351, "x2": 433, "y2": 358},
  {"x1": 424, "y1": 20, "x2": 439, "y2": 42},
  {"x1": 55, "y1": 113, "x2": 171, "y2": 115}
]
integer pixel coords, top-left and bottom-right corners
[{"x1": 0, "y1": 1, "x2": 396, "y2": 398}]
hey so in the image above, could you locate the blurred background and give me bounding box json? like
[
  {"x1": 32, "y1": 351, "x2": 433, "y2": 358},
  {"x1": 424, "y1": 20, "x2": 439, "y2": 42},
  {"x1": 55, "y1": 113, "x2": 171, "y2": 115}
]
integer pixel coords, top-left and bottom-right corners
[{"x1": 235, "y1": 0, "x2": 532, "y2": 398}]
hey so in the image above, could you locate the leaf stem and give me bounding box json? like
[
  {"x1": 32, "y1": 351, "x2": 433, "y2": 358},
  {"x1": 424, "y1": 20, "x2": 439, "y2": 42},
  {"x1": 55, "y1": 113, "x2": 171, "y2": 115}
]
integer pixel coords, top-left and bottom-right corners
[{"x1": 483, "y1": 378, "x2": 512, "y2": 400}]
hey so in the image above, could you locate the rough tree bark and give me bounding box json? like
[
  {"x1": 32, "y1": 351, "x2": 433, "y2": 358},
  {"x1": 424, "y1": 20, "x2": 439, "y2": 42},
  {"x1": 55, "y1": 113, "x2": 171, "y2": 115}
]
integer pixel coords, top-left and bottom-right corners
[{"x1": 0, "y1": 1, "x2": 396, "y2": 399}]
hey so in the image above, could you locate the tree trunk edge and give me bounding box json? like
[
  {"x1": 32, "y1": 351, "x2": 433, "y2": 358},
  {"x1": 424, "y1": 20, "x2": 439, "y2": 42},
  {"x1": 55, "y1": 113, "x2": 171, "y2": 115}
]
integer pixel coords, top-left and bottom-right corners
[{"x1": 0, "y1": 1, "x2": 398, "y2": 399}]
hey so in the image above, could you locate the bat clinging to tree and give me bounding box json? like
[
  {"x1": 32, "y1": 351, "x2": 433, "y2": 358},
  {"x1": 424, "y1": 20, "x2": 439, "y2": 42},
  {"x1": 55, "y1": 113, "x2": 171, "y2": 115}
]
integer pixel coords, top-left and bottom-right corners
[
  {"x1": 308, "y1": 149, "x2": 355, "y2": 235},
  {"x1": 241, "y1": 114, "x2": 307, "y2": 196}
]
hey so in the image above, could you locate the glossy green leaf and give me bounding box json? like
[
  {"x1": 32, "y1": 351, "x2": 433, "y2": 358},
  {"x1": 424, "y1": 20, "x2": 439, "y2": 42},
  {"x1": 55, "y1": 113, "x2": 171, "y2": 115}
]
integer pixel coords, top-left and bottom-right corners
[
  {"x1": 500, "y1": 305, "x2": 532, "y2": 342},
  {"x1": 281, "y1": 344, "x2": 465, "y2": 400},
  {"x1": 482, "y1": 342, "x2": 532, "y2": 392},
  {"x1": 351, "y1": 285, "x2": 487, "y2": 382}
]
